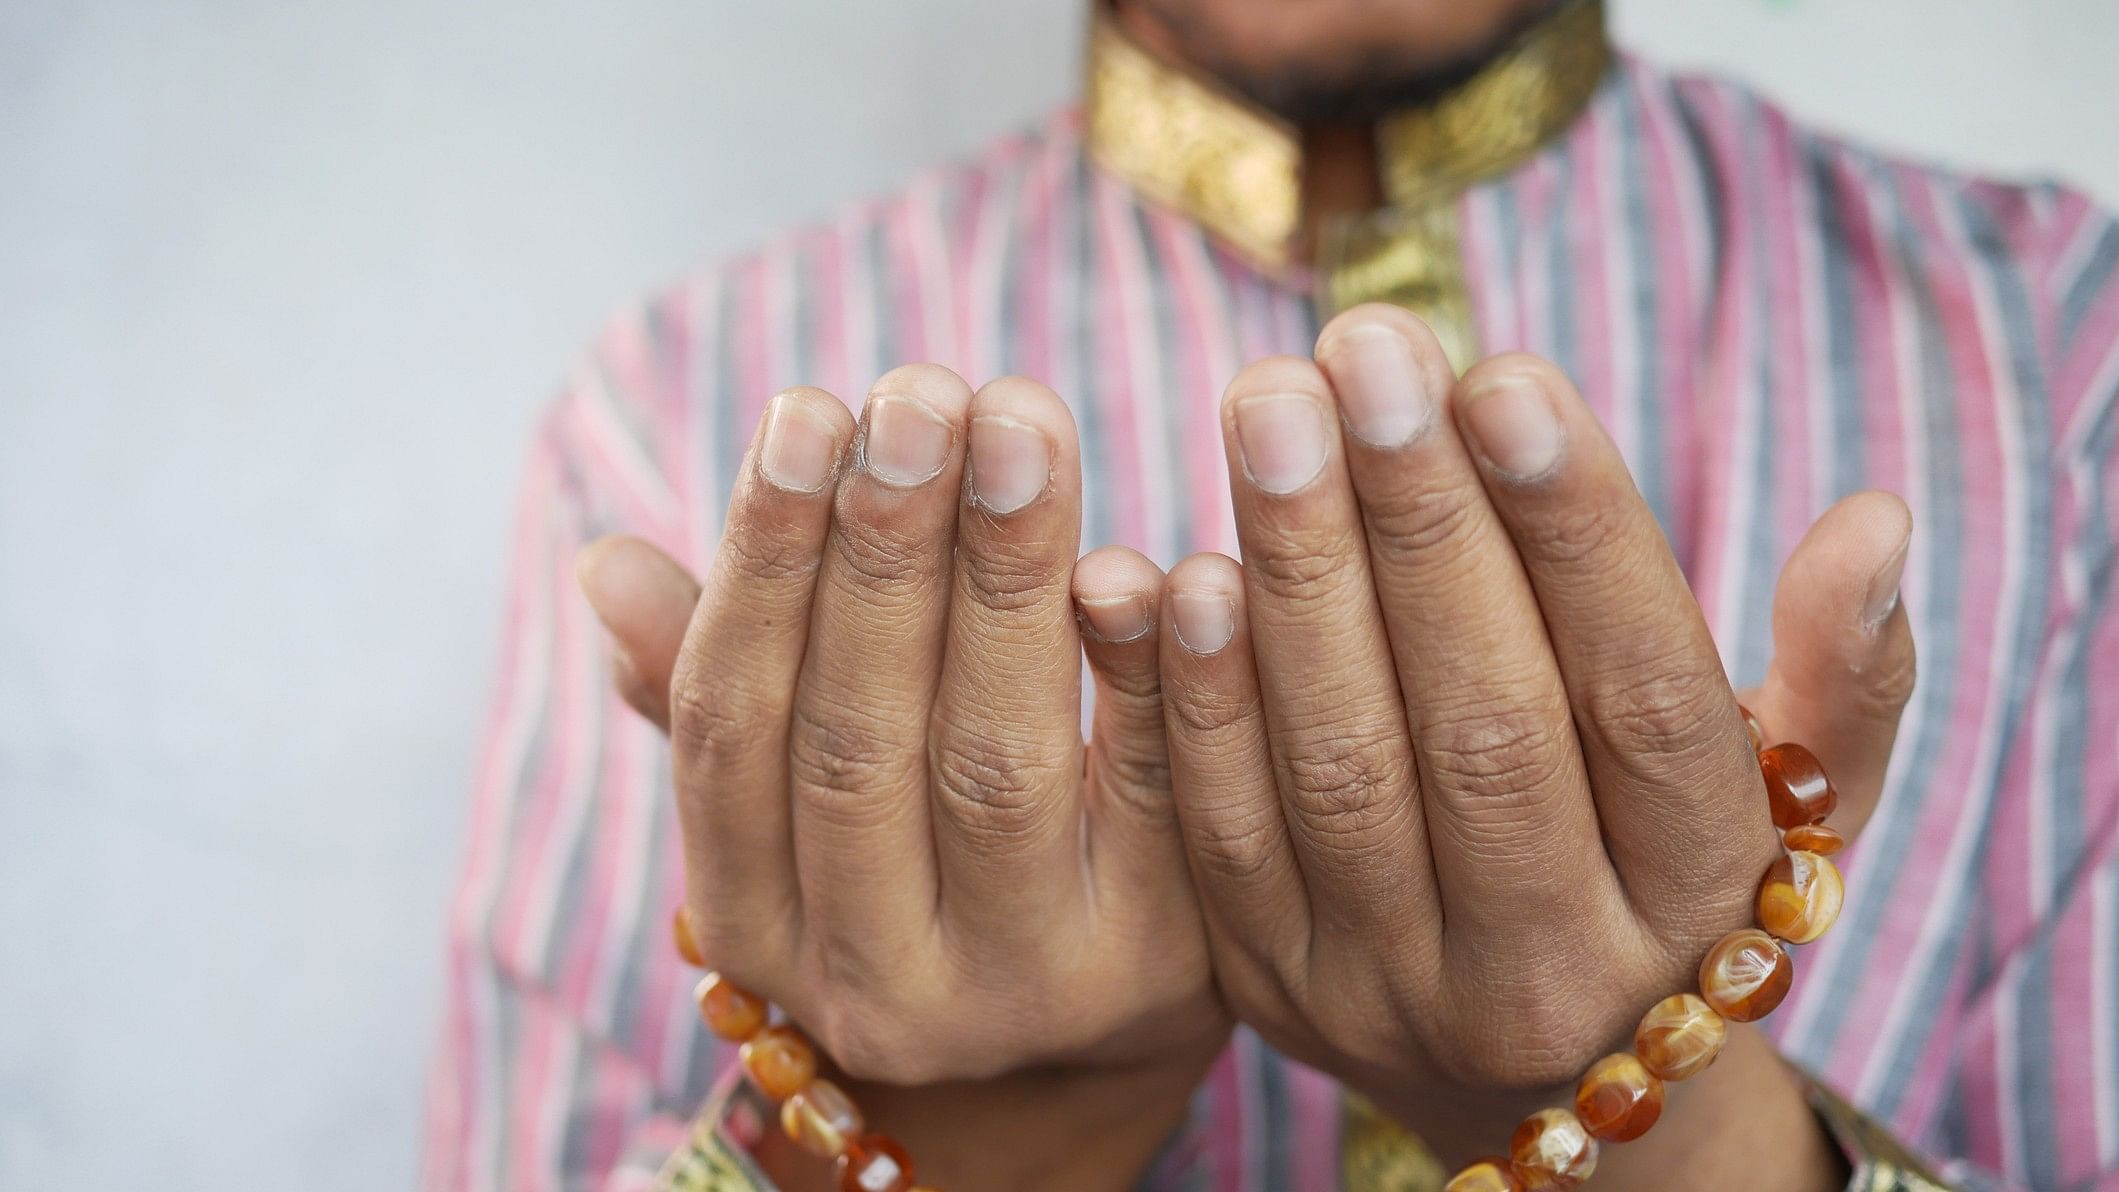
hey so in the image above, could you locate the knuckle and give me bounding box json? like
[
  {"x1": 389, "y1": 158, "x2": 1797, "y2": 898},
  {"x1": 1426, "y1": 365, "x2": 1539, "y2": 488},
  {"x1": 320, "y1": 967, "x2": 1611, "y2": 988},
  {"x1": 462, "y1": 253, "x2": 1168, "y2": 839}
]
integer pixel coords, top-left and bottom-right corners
[
  {"x1": 1420, "y1": 702, "x2": 1574, "y2": 800},
  {"x1": 1091, "y1": 661, "x2": 1162, "y2": 706},
  {"x1": 719, "y1": 520, "x2": 823, "y2": 584},
  {"x1": 1361, "y1": 482, "x2": 1488, "y2": 561},
  {"x1": 957, "y1": 535, "x2": 1065, "y2": 614},
  {"x1": 1169, "y1": 684, "x2": 1262, "y2": 738},
  {"x1": 669, "y1": 665, "x2": 765, "y2": 764},
  {"x1": 928, "y1": 725, "x2": 1066, "y2": 840},
  {"x1": 1184, "y1": 805, "x2": 1287, "y2": 884},
  {"x1": 786, "y1": 698, "x2": 905, "y2": 815},
  {"x1": 1583, "y1": 658, "x2": 1727, "y2": 765},
  {"x1": 1520, "y1": 497, "x2": 1630, "y2": 567},
  {"x1": 1094, "y1": 746, "x2": 1174, "y2": 812},
  {"x1": 828, "y1": 516, "x2": 941, "y2": 596},
  {"x1": 1243, "y1": 522, "x2": 1367, "y2": 602},
  {"x1": 1277, "y1": 730, "x2": 1412, "y2": 842},
  {"x1": 1859, "y1": 638, "x2": 1919, "y2": 718}
]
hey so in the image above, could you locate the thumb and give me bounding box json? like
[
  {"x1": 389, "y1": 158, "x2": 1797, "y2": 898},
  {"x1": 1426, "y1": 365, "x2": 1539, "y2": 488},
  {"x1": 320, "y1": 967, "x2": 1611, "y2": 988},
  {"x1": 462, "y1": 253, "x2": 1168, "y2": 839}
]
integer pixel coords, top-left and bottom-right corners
[
  {"x1": 1743, "y1": 491, "x2": 1916, "y2": 843},
  {"x1": 575, "y1": 535, "x2": 702, "y2": 731}
]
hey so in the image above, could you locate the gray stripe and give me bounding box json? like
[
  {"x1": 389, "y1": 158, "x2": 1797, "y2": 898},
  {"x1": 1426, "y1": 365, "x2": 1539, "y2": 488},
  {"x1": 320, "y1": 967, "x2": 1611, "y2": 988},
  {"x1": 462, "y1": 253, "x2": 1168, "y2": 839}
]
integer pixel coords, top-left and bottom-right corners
[
  {"x1": 867, "y1": 216, "x2": 898, "y2": 383},
  {"x1": 1611, "y1": 73, "x2": 1675, "y2": 541},
  {"x1": 1068, "y1": 149, "x2": 1113, "y2": 552},
  {"x1": 2060, "y1": 217, "x2": 2119, "y2": 352},
  {"x1": 1127, "y1": 200, "x2": 1194, "y2": 558},
  {"x1": 713, "y1": 268, "x2": 748, "y2": 502},
  {"x1": 1730, "y1": 94, "x2": 1777, "y2": 689},
  {"x1": 1806, "y1": 142, "x2": 1869, "y2": 504},
  {"x1": 1542, "y1": 134, "x2": 1582, "y2": 384},
  {"x1": 556, "y1": 1021, "x2": 603, "y2": 1181}
]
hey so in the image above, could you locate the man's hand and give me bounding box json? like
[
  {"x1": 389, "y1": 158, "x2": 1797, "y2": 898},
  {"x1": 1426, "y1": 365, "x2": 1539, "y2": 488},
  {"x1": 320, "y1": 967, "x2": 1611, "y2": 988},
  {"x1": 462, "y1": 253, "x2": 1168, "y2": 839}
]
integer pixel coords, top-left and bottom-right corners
[
  {"x1": 578, "y1": 367, "x2": 1228, "y2": 1191},
  {"x1": 1153, "y1": 305, "x2": 1916, "y2": 1188}
]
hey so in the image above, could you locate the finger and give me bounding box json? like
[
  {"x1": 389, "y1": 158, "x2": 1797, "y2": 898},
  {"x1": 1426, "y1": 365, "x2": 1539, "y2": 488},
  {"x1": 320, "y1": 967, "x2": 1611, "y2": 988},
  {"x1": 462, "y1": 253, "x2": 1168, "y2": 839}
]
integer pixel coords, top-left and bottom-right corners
[
  {"x1": 1313, "y1": 305, "x2": 1608, "y2": 944},
  {"x1": 929, "y1": 377, "x2": 1088, "y2": 948},
  {"x1": 790, "y1": 365, "x2": 971, "y2": 965},
  {"x1": 1073, "y1": 545, "x2": 1183, "y2": 910},
  {"x1": 577, "y1": 535, "x2": 701, "y2": 731},
  {"x1": 1158, "y1": 552, "x2": 1312, "y2": 981},
  {"x1": 1217, "y1": 356, "x2": 1442, "y2": 951},
  {"x1": 1748, "y1": 492, "x2": 1916, "y2": 842},
  {"x1": 665, "y1": 389, "x2": 852, "y2": 962},
  {"x1": 1450, "y1": 355, "x2": 1776, "y2": 931}
]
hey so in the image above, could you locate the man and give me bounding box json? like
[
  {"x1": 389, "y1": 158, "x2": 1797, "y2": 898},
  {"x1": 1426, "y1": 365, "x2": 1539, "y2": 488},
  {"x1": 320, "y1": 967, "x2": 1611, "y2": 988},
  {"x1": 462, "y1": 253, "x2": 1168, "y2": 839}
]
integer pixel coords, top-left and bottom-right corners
[{"x1": 422, "y1": 1, "x2": 2119, "y2": 1189}]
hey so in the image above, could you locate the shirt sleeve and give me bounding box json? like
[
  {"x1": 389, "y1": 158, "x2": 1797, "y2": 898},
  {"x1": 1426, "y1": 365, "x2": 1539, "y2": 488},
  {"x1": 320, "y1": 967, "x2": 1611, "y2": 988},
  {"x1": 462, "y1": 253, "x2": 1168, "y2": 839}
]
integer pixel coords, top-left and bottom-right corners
[{"x1": 423, "y1": 307, "x2": 730, "y2": 1192}]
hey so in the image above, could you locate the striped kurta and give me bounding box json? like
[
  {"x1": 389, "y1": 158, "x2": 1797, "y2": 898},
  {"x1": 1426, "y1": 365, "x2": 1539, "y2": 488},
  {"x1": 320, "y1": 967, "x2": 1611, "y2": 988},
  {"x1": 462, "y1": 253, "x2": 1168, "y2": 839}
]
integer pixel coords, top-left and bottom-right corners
[{"x1": 423, "y1": 54, "x2": 2119, "y2": 1192}]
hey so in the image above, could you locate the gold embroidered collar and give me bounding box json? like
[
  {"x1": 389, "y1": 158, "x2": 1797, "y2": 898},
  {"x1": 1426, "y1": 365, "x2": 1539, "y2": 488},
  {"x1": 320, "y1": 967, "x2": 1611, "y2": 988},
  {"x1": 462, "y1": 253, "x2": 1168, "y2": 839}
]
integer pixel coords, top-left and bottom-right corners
[{"x1": 1084, "y1": 0, "x2": 1613, "y2": 277}]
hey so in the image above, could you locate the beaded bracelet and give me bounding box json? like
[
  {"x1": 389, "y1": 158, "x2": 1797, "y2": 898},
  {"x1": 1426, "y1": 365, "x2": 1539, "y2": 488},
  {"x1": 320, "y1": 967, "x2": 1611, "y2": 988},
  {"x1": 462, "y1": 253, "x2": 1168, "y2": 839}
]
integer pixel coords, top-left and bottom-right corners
[
  {"x1": 672, "y1": 910, "x2": 939, "y2": 1192},
  {"x1": 1444, "y1": 706, "x2": 1845, "y2": 1192}
]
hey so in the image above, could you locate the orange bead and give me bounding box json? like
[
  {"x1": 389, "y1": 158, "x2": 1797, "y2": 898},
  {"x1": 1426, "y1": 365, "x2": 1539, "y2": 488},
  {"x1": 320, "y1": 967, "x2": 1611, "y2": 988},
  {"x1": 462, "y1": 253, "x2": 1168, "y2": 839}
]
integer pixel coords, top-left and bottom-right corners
[
  {"x1": 1757, "y1": 850, "x2": 1846, "y2": 944},
  {"x1": 1760, "y1": 743, "x2": 1837, "y2": 829},
  {"x1": 782, "y1": 1078, "x2": 864, "y2": 1158},
  {"x1": 739, "y1": 1025, "x2": 816, "y2": 1100},
  {"x1": 1634, "y1": 993, "x2": 1727, "y2": 1081},
  {"x1": 672, "y1": 905, "x2": 705, "y2": 967},
  {"x1": 1573, "y1": 1053, "x2": 1664, "y2": 1142},
  {"x1": 1783, "y1": 823, "x2": 1844, "y2": 856},
  {"x1": 1699, "y1": 928, "x2": 1794, "y2": 1022},
  {"x1": 1446, "y1": 1159, "x2": 1524, "y2": 1192},
  {"x1": 1737, "y1": 703, "x2": 1767, "y2": 753},
  {"x1": 1508, "y1": 1108, "x2": 1598, "y2": 1191},
  {"x1": 694, "y1": 972, "x2": 768, "y2": 1042},
  {"x1": 837, "y1": 1134, "x2": 916, "y2": 1192}
]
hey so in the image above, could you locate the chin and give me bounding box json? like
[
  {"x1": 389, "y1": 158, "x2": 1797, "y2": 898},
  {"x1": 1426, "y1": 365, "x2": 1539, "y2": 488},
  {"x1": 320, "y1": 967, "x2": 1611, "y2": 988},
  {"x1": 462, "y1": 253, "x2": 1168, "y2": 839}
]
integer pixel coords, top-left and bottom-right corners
[{"x1": 1130, "y1": 0, "x2": 1556, "y2": 119}]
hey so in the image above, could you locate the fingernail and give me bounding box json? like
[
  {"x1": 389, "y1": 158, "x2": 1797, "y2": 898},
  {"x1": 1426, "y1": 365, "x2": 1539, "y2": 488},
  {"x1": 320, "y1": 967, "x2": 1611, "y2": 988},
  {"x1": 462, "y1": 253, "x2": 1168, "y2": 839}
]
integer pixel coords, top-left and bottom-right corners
[
  {"x1": 1233, "y1": 394, "x2": 1327, "y2": 495},
  {"x1": 1862, "y1": 536, "x2": 1910, "y2": 631},
  {"x1": 1170, "y1": 589, "x2": 1235, "y2": 655},
  {"x1": 1459, "y1": 373, "x2": 1564, "y2": 479},
  {"x1": 1319, "y1": 324, "x2": 1431, "y2": 447},
  {"x1": 1078, "y1": 594, "x2": 1151, "y2": 643},
  {"x1": 757, "y1": 395, "x2": 838, "y2": 493},
  {"x1": 861, "y1": 394, "x2": 952, "y2": 486},
  {"x1": 968, "y1": 416, "x2": 1051, "y2": 515}
]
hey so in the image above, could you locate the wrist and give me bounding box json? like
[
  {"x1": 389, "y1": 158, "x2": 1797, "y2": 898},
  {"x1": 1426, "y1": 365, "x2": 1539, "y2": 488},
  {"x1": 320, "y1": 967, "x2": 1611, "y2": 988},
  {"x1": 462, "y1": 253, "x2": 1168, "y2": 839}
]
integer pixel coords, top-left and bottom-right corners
[
  {"x1": 756, "y1": 1037, "x2": 1226, "y2": 1192},
  {"x1": 1359, "y1": 1028, "x2": 1845, "y2": 1192}
]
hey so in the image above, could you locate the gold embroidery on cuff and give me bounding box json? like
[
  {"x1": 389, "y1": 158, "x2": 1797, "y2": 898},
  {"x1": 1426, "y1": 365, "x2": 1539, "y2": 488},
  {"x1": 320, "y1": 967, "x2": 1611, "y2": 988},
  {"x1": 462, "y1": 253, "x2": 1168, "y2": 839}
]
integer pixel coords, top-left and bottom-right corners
[{"x1": 1805, "y1": 1075, "x2": 1962, "y2": 1192}]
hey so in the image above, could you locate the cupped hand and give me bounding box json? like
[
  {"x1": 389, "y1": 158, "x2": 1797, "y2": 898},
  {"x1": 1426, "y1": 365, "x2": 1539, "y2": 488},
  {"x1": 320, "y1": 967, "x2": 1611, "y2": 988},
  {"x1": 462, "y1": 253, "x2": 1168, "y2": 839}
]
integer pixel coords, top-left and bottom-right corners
[
  {"x1": 578, "y1": 366, "x2": 1228, "y2": 1190},
  {"x1": 1154, "y1": 305, "x2": 1915, "y2": 1186}
]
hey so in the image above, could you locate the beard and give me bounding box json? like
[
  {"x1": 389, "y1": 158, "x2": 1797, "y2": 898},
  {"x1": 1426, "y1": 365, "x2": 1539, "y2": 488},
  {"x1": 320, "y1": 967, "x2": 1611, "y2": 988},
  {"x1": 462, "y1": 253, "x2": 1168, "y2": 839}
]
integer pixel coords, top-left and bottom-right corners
[{"x1": 1136, "y1": 0, "x2": 1564, "y2": 124}]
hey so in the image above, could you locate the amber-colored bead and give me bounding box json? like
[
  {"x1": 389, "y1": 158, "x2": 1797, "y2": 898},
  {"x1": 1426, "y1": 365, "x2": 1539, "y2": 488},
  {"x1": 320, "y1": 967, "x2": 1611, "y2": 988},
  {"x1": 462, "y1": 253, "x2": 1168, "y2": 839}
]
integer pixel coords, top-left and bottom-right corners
[
  {"x1": 1760, "y1": 743, "x2": 1837, "y2": 829},
  {"x1": 1572, "y1": 1052, "x2": 1664, "y2": 1142},
  {"x1": 1699, "y1": 928, "x2": 1794, "y2": 1022},
  {"x1": 672, "y1": 905, "x2": 706, "y2": 967},
  {"x1": 837, "y1": 1134, "x2": 916, "y2": 1192},
  {"x1": 739, "y1": 1025, "x2": 817, "y2": 1100},
  {"x1": 1445, "y1": 1159, "x2": 1524, "y2": 1192},
  {"x1": 1634, "y1": 993, "x2": 1727, "y2": 1081},
  {"x1": 1737, "y1": 702, "x2": 1767, "y2": 753},
  {"x1": 695, "y1": 972, "x2": 769, "y2": 1042},
  {"x1": 1783, "y1": 823, "x2": 1845, "y2": 856},
  {"x1": 1757, "y1": 850, "x2": 1846, "y2": 944},
  {"x1": 1508, "y1": 1108, "x2": 1598, "y2": 1191},
  {"x1": 782, "y1": 1078, "x2": 864, "y2": 1158}
]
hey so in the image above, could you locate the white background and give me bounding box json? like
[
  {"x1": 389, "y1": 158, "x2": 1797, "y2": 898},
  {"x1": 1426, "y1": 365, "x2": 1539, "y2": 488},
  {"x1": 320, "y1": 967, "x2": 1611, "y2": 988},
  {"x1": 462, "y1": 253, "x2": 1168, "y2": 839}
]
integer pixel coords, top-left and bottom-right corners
[{"x1": 3, "y1": 1, "x2": 2114, "y2": 1187}]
